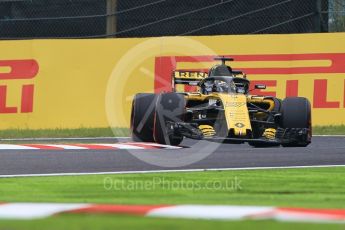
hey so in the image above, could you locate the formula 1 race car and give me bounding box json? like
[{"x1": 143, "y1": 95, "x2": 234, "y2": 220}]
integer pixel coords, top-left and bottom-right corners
[{"x1": 131, "y1": 57, "x2": 311, "y2": 147}]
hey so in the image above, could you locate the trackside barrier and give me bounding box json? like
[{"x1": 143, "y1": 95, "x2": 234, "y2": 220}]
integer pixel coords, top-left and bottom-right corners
[{"x1": 0, "y1": 33, "x2": 344, "y2": 129}]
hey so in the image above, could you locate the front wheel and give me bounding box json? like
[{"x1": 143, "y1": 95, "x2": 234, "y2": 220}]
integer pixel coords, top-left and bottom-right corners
[{"x1": 279, "y1": 97, "x2": 312, "y2": 147}]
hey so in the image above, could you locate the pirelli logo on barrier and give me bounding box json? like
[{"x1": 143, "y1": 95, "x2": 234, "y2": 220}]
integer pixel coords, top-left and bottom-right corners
[
  {"x1": 154, "y1": 54, "x2": 345, "y2": 109},
  {"x1": 0, "y1": 59, "x2": 39, "y2": 113},
  {"x1": 0, "y1": 33, "x2": 344, "y2": 129}
]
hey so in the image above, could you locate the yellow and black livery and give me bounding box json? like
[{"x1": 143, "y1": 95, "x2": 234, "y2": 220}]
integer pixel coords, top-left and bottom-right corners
[{"x1": 131, "y1": 57, "x2": 312, "y2": 147}]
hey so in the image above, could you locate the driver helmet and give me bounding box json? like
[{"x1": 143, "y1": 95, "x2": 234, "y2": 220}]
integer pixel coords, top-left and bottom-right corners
[
  {"x1": 214, "y1": 80, "x2": 229, "y2": 92},
  {"x1": 203, "y1": 80, "x2": 214, "y2": 94}
]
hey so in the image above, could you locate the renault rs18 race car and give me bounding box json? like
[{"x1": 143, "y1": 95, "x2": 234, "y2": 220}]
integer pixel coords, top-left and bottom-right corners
[{"x1": 131, "y1": 57, "x2": 311, "y2": 147}]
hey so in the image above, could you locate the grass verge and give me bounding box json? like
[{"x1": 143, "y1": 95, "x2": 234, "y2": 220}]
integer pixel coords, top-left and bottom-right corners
[
  {"x1": 0, "y1": 125, "x2": 344, "y2": 139},
  {"x1": 0, "y1": 127, "x2": 129, "y2": 139},
  {"x1": 0, "y1": 167, "x2": 344, "y2": 229},
  {"x1": 313, "y1": 125, "x2": 345, "y2": 135}
]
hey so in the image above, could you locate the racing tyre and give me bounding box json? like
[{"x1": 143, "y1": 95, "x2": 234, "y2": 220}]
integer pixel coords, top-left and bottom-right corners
[
  {"x1": 154, "y1": 93, "x2": 185, "y2": 146},
  {"x1": 280, "y1": 97, "x2": 311, "y2": 147},
  {"x1": 130, "y1": 93, "x2": 157, "y2": 142}
]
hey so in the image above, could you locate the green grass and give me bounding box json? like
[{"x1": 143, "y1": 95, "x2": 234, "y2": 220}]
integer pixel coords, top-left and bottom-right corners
[
  {"x1": 0, "y1": 215, "x2": 342, "y2": 230},
  {"x1": 1, "y1": 168, "x2": 345, "y2": 207},
  {"x1": 0, "y1": 167, "x2": 344, "y2": 229},
  {"x1": 0, "y1": 127, "x2": 129, "y2": 139},
  {"x1": 313, "y1": 125, "x2": 345, "y2": 135},
  {"x1": 0, "y1": 125, "x2": 344, "y2": 139}
]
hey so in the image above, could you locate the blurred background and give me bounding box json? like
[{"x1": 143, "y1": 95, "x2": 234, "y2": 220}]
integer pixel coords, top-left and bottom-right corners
[{"x1": 0, "y1": 0, "x2": 343, "y2": 39}]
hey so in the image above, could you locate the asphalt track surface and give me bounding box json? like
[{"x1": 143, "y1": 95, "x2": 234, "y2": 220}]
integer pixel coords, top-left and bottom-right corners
[{"x1": 0, "y1": 136, "x2": 344, "y2": 176}]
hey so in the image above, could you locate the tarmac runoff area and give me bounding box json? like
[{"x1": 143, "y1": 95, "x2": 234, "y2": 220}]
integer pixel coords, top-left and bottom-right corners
[{"x1": 0, "y1": 136, "x2": 343, "y2": 177}]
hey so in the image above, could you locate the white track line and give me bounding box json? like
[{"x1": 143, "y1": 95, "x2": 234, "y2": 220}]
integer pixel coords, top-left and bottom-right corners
[
  {"x1": 0, "y1": 165, "x2": 344, "y2": 178},
  {"x1": 0, "y1": 144, "x2": 38, "y2": 150},
  {"x1": 129, "y1": 142, "x2": 182, "y2": 149},
  {"x1": 99, "y1": 144, "x2": 144, "y2": 149},
  {"x1": 45, "y1": 144, "x2": 88, "y2": 150}
]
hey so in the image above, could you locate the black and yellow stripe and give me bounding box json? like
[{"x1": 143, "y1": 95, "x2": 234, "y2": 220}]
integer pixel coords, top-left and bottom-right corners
[
  {"x1": 262, "y1": 128, "x2": 276, "y2": 139},
  {"x1": 199, "y1": 125, "x2": 216, "y2": 137}
]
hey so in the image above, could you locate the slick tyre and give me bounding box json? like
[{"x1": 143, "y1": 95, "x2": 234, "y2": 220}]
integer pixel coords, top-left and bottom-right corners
[
  {"x1": 153, "y1": 93, "x2": 185, "y2": 146},
  {"x1": 130, "y1": 93, "x2": 157, "y2": 142},
  {"x1": 280, "y1": 97, "x2": 312, "y2": 147}
]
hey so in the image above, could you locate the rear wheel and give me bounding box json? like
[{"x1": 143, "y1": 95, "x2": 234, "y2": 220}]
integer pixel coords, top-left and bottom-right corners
[
  {"x1": 153, "y1": 93, "x2": 185, "y2": 146},
  {"x1": 130, "y1": 93, "x2": 157, "y2": 142},
  {"x1": 280, "y1": 97, "x2": 311, "y2": 147}
]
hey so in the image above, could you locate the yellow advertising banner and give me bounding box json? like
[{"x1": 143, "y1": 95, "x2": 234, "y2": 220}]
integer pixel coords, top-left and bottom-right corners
[{"x1": 0, "y1": 33, "x2": 345, "y2": 129}]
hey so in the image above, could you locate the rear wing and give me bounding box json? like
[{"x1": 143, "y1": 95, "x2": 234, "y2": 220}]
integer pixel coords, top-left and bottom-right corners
[{"x1": 172, "y1": 70, "x2": 208, "y2": 91}]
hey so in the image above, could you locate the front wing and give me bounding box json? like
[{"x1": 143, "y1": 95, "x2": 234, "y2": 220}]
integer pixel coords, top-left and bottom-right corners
[{"x1": 168, "y1": 121, "x2": 310, "y2": 145}]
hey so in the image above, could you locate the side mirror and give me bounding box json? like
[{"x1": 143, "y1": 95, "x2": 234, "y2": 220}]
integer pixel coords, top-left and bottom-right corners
[{"x1": 255, "y1": 84, "x2": 266, "y2": 90}]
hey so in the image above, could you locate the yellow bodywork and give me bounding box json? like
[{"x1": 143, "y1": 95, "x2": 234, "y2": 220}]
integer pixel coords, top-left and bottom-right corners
[
  {"x1": 216, "y1": 93, "x2": 251, "y2": 136},
  {"x1": 185, "y1": 93, "x2": 275, "y2": 138}
]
